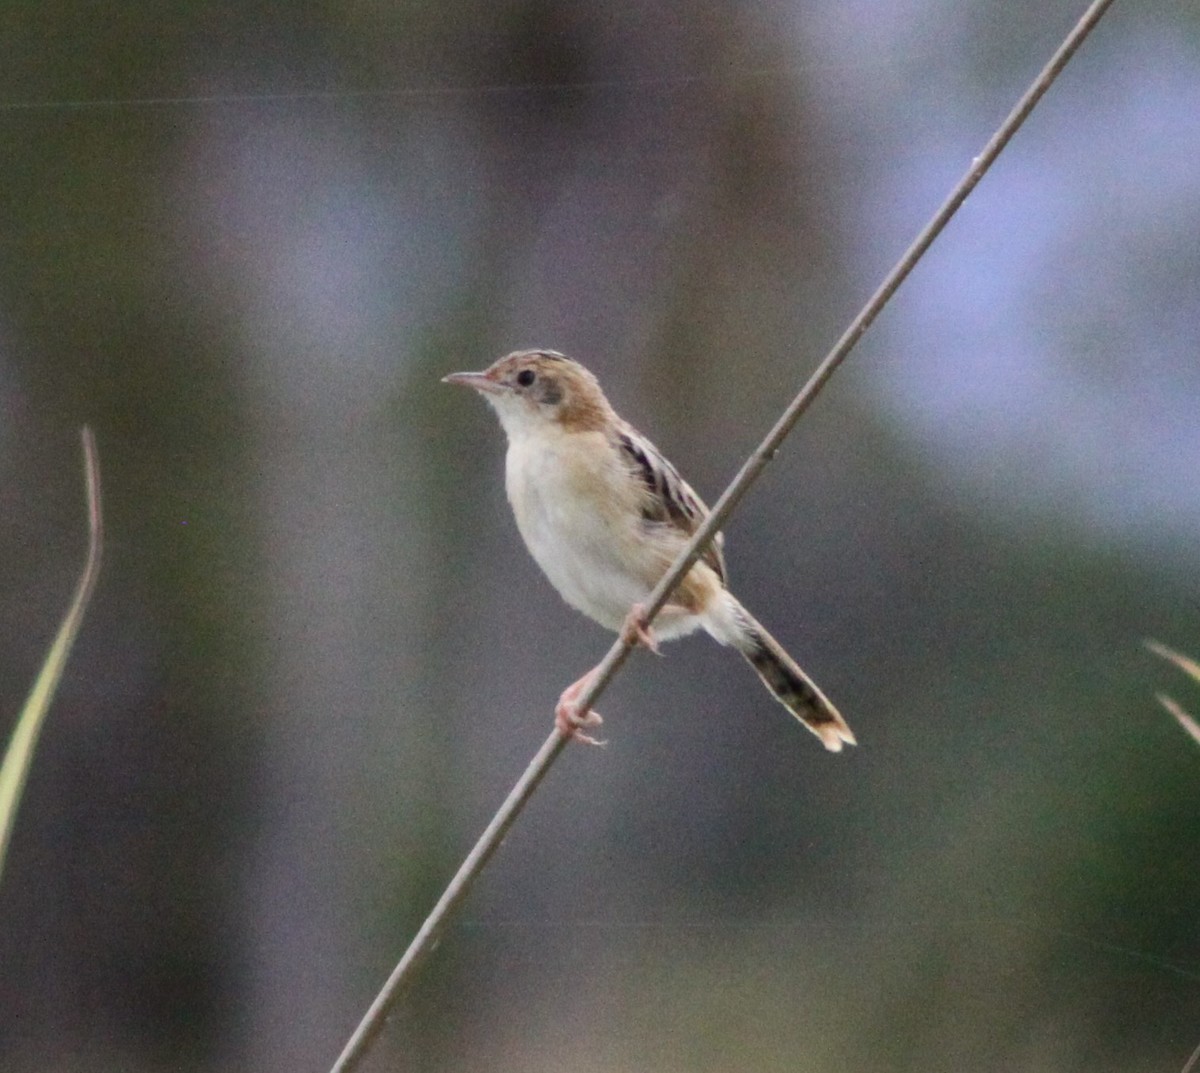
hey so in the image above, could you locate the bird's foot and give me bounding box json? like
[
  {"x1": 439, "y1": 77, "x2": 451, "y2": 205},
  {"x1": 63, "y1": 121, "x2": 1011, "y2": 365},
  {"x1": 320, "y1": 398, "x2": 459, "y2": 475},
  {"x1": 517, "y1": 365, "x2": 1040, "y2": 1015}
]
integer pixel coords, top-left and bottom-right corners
[
  {"x1": 555, "y1": 670, "x2": 607, "y2": 746},
  {"x1": 620, "y1": 603, "x2": 661, "y2": 655}
]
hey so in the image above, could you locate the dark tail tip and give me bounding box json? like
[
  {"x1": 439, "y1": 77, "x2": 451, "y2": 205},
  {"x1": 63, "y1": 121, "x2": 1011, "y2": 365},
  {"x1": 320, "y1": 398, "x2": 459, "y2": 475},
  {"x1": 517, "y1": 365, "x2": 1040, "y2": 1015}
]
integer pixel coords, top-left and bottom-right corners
[{"x1": 744, "y1": 637, "x2": 856, "y2": 752}]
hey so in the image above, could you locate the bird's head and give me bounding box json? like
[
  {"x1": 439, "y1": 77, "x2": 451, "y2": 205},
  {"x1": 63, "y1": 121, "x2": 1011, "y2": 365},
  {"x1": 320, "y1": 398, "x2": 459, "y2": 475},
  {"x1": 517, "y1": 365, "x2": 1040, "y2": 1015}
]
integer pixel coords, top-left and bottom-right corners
[{"x1": 442, "y1": 349, "x2": 613, "y2": 437}]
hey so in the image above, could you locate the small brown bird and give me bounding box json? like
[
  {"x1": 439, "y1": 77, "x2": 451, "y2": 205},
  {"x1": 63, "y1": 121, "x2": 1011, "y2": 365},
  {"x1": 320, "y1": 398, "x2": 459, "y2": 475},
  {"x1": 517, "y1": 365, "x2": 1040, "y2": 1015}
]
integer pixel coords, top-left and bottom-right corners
[{"x1": 443, "y1": 349, "x2": 855, "y2": 751}]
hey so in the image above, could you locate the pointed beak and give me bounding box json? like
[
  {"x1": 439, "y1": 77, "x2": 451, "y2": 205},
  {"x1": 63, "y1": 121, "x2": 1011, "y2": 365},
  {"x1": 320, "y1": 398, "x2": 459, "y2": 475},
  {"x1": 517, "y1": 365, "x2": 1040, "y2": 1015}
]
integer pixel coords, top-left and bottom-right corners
[{"x1": 442, "y1": 370, "x2": 503, "y2": 395}]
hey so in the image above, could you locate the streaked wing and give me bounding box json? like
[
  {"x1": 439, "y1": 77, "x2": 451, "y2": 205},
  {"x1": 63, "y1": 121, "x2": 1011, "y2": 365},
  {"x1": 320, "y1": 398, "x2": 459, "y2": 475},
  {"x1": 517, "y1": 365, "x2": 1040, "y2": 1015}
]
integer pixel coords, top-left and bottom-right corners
[{"x1": 616, "y1": 425, "x2": 727, "y2": 582}]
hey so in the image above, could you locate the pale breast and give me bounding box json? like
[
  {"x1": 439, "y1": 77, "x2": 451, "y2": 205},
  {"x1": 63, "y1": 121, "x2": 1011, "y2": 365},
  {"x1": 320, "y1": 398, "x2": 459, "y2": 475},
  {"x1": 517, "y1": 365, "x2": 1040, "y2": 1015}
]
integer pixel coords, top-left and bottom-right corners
[{"x1": 505, "y1": 428, "x2": 663, "y2": 631}]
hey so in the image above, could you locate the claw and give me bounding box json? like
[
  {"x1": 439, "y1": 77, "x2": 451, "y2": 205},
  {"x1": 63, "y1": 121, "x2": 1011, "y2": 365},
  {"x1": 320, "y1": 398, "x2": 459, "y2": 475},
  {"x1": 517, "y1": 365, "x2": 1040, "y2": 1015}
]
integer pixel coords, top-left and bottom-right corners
[
  {"x1": 620, "y1": 603, "x2": 660, "y2": 655},
  {"x1": 554, "y1": 704, "x2": 606, "y2": 746},
  {"x1": 554, "y1": 670, "x2": 607, "y2": 746}
]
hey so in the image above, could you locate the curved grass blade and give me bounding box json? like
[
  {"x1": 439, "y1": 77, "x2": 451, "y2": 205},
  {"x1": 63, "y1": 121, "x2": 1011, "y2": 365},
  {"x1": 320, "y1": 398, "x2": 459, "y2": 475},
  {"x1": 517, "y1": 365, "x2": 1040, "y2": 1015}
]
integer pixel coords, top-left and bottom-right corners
[
  {"x1": 0, "y1": 428, "x2": 103, "y2": 885},
  {"x1": 1145, "y1": 639, "x2": 1200, "y2": 748}
]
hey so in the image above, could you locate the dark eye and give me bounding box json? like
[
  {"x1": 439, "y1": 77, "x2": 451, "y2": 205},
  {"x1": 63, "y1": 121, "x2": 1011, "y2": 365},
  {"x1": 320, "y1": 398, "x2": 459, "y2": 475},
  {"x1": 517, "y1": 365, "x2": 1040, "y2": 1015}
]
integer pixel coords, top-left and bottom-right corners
[{"x1": 515, "y1": 368, "x2": 536, "y2": 387}]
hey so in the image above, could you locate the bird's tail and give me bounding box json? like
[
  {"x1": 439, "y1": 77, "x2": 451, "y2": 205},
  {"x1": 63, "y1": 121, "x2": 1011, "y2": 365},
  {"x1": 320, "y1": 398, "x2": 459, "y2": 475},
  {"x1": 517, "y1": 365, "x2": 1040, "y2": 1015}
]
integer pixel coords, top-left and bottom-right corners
[{"x1": 704, "y1": 592, "x2": 856, "y2": 753}]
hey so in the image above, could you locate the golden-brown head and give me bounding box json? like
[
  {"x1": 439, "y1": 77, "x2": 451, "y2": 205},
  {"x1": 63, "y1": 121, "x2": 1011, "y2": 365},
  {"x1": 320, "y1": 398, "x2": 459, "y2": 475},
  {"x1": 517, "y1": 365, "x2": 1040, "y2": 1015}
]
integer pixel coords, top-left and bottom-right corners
[{"x1": 442, "y1": 349, "x2": 614, "y2": 437}]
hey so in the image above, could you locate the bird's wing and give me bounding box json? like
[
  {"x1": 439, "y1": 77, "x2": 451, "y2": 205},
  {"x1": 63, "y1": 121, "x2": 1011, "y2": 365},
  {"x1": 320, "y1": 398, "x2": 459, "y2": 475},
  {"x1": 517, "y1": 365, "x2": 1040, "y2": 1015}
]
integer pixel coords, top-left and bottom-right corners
[{"x1": 616, "y1": 425, "x2": 727, "y2": 583}]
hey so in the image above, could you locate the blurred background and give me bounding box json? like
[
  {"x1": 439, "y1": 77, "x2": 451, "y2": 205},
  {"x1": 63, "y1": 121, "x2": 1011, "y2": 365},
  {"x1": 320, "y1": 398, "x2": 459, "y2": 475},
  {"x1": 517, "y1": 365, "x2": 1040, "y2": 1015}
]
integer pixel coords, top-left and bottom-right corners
[{"x1": 1, "y1": 2, "x2": 1197, "y2": 1071}]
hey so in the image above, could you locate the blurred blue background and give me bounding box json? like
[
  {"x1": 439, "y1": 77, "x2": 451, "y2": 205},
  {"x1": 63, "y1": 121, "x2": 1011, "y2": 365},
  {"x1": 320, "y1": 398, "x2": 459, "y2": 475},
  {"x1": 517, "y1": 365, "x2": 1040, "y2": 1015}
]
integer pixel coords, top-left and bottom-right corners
[{"x1": 1, "y1": 3, "x2": 1197, "y2": 1071}]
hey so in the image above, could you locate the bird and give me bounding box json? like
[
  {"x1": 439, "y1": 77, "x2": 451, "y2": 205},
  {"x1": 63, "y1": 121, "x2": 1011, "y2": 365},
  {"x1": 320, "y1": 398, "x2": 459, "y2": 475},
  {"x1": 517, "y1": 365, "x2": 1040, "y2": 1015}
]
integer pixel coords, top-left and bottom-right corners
[{"x1": 442, "y1": 349, "x2": 855, "y2": 752}]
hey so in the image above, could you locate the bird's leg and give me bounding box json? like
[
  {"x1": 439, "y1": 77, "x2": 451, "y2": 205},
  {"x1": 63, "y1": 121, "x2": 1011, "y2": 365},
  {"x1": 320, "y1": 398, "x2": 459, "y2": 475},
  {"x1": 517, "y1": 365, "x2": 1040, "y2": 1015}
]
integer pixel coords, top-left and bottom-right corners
[
  {"x1": 556, "y1": 600, "x2": 685, "y2": 745},
  {"x1": 620, "y1": 602, "x2": 661, "y2": 655},
  {"x1": 555, "y1": 667, "x2": 606, "y2": 746}
]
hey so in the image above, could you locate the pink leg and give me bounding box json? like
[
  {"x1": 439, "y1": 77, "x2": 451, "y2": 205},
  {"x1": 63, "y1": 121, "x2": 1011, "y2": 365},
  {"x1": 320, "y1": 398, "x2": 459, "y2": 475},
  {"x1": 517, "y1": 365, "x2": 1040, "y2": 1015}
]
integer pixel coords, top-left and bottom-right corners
[
  {"x1": 555, "y1": 668, "x2": 606, "y2": 746},
  {"x1": 620, "y1": 602, "x2": 661, "y2": 655}
]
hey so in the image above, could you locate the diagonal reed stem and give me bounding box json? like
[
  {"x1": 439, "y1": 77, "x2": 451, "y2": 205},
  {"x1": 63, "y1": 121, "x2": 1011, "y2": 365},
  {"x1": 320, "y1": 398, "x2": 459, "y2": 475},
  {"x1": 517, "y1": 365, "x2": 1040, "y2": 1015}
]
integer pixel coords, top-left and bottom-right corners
[{"x1": 329, "y1": 2, "x2": 1118, "y2": 1068}]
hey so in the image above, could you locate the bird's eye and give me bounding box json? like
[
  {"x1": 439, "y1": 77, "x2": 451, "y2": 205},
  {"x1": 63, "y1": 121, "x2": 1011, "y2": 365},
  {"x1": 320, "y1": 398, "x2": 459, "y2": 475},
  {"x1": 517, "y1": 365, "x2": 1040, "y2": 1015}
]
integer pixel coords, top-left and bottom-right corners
[{"x1": 515, "y1": 369, "x2": 536, "y2": 387}]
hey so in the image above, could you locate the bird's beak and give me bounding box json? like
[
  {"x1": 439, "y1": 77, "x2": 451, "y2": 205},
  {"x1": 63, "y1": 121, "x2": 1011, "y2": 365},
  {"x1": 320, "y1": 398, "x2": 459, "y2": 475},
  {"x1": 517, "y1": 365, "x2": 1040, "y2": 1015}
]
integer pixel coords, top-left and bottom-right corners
[{"x1": 442, "y1": 370, "x2": 503, "y2": 395}]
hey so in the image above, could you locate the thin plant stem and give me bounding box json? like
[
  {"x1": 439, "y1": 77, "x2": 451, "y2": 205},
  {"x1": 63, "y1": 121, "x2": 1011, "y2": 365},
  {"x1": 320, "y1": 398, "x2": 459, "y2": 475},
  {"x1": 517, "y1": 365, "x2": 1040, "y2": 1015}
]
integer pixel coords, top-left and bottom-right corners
[
  {"x1": 328, "y1": 2, "x2": 1118, "y2": 1068},
  {"x1": 1145, "y1": 639, "x2": 1200, "y2": 746},
  {"x1": 1182, "y1": 1037, "x2": 1200, "y2": 1073},
  {"x1": 329, "y1": 731, "x2": 567, "y2": 1072},
  {"x1": 1156, "y1": 694, "x2": 1200, "y2": 747},
  {"x1": 0, "y1": 428, "x2": 103, "y2": 885}
]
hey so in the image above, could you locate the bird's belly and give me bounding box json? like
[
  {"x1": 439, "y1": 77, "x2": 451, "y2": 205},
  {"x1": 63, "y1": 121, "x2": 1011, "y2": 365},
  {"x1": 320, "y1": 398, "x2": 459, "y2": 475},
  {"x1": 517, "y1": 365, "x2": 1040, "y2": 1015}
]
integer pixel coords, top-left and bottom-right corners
[
  {"x1": 517, "y1": 489, "x2": 651, "y2": 631},
  {"x1": 506, "y1": 439, "x2": 671, "y2": 632}
]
